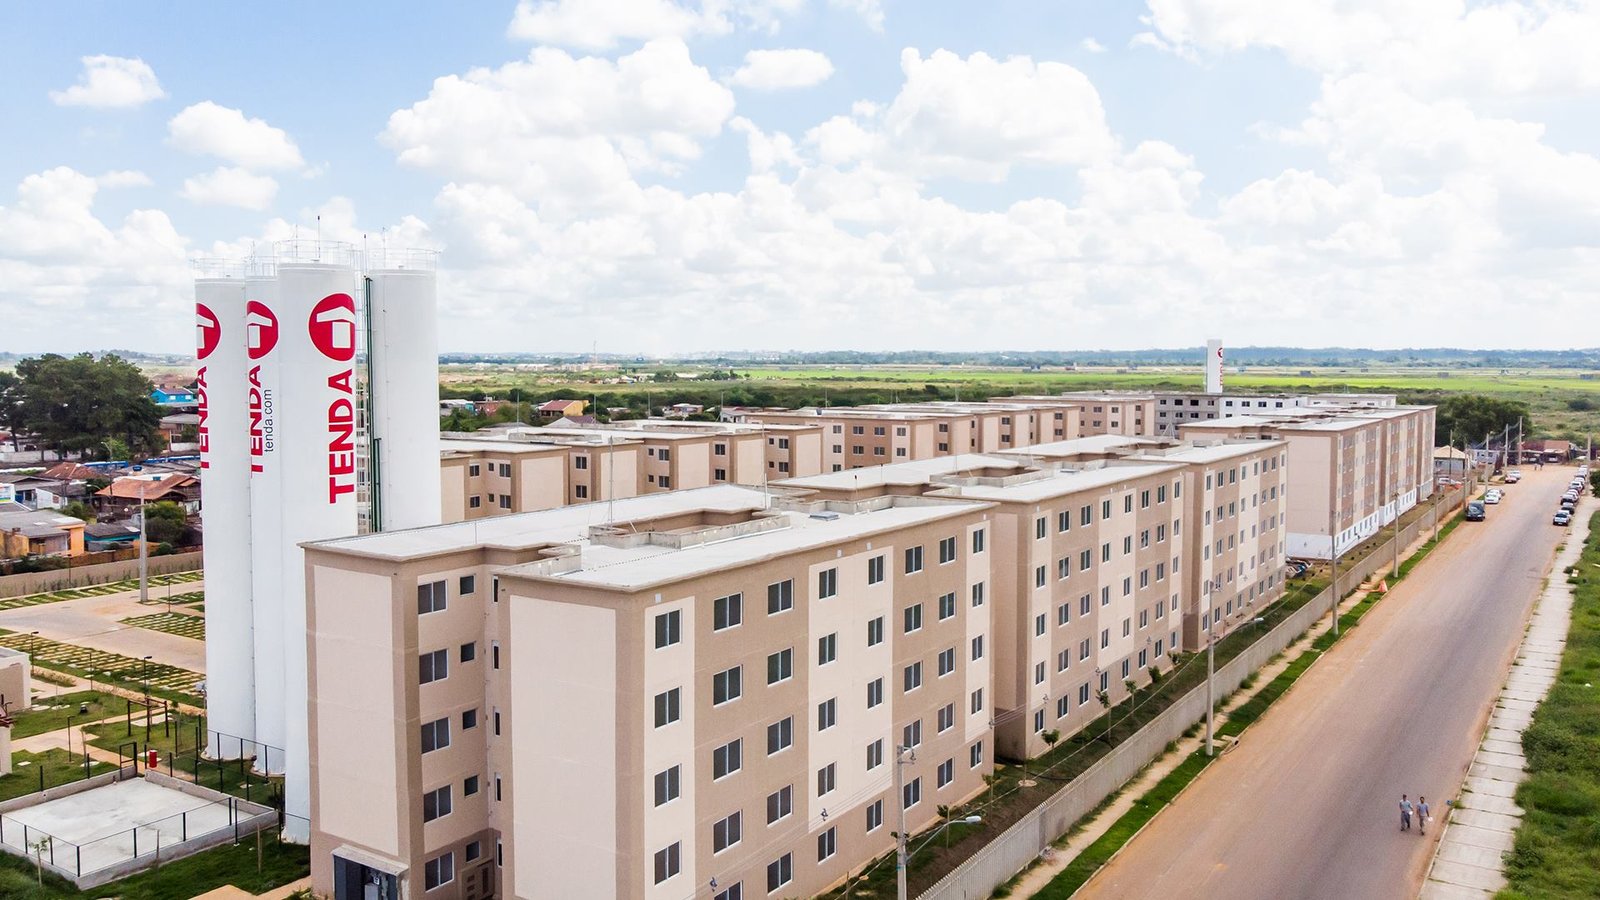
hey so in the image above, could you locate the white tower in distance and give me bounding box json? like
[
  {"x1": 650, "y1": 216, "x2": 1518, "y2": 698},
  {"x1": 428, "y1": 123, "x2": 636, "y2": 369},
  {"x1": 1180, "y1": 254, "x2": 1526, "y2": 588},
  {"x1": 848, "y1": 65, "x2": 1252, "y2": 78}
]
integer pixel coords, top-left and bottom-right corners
[{"x1": 1206, "y1": 338, "x2": 1224, "y2": 394}]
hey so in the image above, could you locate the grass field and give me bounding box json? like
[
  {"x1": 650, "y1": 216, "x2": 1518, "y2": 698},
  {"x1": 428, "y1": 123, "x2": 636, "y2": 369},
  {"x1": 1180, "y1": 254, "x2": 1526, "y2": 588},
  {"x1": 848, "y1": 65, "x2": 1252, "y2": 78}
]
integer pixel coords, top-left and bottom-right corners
[
  {"x1": 0, "y1": 572, "x2": 203, "y2": 613},
  {"x1": 118, "y1": 612, "x2": 204, "y2": 641},
  {"x1": 0, "y1": 824, "x2": 308, "y2": 900},
  {"x1": 0, "y1": 750, "x2": 114, "y2": 803},
  {"x1": 1498, "y1": 510, "x2": 1600, "y2": 899},
  {"x1": 0, "y1": 630, "x2": 202, "y2": 705},
  {"x1": 8, "y1": 690, "x2": 121, "y2": 739}
]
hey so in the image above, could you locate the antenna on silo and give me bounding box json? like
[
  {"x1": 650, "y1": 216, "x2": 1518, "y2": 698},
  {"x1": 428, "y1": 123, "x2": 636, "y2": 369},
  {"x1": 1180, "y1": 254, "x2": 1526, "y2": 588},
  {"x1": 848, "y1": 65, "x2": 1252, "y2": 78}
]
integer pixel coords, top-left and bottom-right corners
[{"x1": 316, "y1": 215, "x2": 322, "y2": 245}]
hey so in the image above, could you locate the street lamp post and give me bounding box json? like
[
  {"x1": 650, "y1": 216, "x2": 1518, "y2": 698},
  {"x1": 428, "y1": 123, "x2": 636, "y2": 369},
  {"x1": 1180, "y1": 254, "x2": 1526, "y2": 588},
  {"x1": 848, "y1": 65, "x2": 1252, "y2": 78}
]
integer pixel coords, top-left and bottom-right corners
[
  {"x1": 894, "y1": 744, "x2": 913, "y2": 900},
  {"x1": 1204, "y1": 612, "x2": 1215, "y2": 757},
  {"x1": 1328, "y1": 507, "x2": 1340, "y2": 638}
]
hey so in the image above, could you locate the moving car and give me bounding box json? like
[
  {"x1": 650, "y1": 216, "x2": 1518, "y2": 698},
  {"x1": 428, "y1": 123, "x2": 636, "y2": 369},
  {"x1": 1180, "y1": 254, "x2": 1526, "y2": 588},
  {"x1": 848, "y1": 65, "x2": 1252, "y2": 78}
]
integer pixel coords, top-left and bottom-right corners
[
  {"x1": 1466, "y1": 500, "x2": 1486, "y2": 521},
  {"x1": 1554, "y1": 509, "x2": 1571, "y2": 526}
]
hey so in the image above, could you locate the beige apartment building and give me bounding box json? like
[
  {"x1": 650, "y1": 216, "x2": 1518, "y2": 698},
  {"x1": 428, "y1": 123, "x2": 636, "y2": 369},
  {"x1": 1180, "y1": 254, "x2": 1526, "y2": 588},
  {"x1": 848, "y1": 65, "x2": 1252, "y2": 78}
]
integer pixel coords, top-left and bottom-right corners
[
  {"x1": 1179, "y1": 405, "x2": 1435, "y2": 560},
  {"x1": 305, "y1": 485, "x2": 997, "y2": 900},
  {"x1": 1033, "y1": 392, "x2": 1157, "y2": 437},
  {"x1": 1151, "y1": 391, "x2": 1398, "y2": 436}
]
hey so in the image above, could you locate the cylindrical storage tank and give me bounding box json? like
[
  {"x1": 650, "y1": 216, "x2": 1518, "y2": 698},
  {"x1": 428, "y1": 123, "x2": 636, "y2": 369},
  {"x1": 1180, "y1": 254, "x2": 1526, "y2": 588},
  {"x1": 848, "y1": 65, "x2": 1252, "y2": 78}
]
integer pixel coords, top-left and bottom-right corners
[
  {"x1": 195, "y1": 261, "x2": 255, "y2": 756},
  {"x1": 272, "y1": 240, "x2": 360, "y2": 842},
  {"x1": 244, "y1": 262, "x2": 286, "y2": 768},
  {"x1": 366, "y1": 250, "x2": 441, "y2": 531}
]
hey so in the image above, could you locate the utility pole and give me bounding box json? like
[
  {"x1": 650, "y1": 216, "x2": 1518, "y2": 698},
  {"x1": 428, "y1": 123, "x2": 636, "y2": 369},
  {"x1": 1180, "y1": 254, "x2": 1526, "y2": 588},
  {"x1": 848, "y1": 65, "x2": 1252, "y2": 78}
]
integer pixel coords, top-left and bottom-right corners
[
  {"x1": 1391, "y1": 475, "x2": 1401, "y2": 579},
  {"x1": 1204, "y1": 611, "x2": 1215, "y2": 757},
  {"x1": 137, "y1": 482, "x2": 148, "y2": 606},
  {"x1": 894, "y1": 744, "x2": 912, "y2": 900},
  {"x1": 1328, "y1": 505, "x2": 1340, "y2": 637}
]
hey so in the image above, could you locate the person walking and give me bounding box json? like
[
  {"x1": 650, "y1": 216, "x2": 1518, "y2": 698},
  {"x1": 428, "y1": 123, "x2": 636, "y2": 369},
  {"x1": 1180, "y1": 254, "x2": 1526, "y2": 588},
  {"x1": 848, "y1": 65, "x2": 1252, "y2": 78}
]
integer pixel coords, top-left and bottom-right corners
[
  {"x1": 1400, "y1": 794, "x2": 1413, "y2": 831},
  {"x1": 1418, "y1": 797, "x2": 1430, "y2": 836}
]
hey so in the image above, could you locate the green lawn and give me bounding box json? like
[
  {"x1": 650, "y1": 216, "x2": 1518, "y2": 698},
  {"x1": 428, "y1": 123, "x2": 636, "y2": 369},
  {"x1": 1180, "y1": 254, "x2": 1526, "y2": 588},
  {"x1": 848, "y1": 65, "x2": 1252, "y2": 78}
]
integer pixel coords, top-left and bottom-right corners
[
  {"x1": 0, "y1": 630, "x2": 203, "y2": 706},
  {"x1": 8, "y1": 691, "x2": 121, "y2": 739},
  {"x1": 118, "y1": 612, "x2": 204, "y2": 641},
  {"x1": 0, "y1": 572, "x2": 202, "y2": 612},
  {"x1": 136, "y1": 590, "x2": 204, "y2": 608},
  {"x1": 0, "y1": 750, "x2": 113, "y2": 802},
  {"x1": 1497, "y1": 511, "x2": 1600, "y2": 899},
  {"x1": 0, "y1": 825, "x2": 308, "y2": 900}
]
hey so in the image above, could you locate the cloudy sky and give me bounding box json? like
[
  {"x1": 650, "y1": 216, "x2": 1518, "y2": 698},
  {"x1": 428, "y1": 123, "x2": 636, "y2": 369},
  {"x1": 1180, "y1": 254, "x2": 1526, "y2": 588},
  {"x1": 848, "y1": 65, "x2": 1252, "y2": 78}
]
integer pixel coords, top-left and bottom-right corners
[{"x1": 2, "y1": 0, "x2": 1598, "y2": 355}]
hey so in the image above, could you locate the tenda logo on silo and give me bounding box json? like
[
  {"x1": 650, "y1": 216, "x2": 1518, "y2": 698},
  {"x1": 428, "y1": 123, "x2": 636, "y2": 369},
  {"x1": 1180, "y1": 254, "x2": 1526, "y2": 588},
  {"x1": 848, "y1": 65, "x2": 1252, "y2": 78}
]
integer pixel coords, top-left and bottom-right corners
[
  {"x1": 309, "y1": 293, "x2": 358, "y2": 503},
  {"x1": 246, "y1": 301, "x2": 279, "y2": 473},
  {"x1": 195, "y1": 304, "x2": 220, "y2": 467}
]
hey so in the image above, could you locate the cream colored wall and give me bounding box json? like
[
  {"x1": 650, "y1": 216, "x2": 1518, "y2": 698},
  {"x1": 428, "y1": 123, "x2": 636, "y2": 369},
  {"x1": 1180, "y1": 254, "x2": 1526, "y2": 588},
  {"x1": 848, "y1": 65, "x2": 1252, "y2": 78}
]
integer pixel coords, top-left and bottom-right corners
[
  {"x1": 511, "y1": 598, "x2": 619, "y2": 900},
  {"x1": 0, "y1": 652, "x2": 29, "y2": 712},
  {"x1": 518, "y1": 454, "x2": 567, "y2": 513},
  {"x1": 675, "y1": 441, "x2": 713, "y2": 490},
  {"x1": 641, "y1": 595, "x2": 697, "y2": 900},
  {"x1": 440, "y1": 459, "x2": 468, "y2": 524},
  {"x1": 309, "y1": 565, "x2": 404, "y2": 857}
]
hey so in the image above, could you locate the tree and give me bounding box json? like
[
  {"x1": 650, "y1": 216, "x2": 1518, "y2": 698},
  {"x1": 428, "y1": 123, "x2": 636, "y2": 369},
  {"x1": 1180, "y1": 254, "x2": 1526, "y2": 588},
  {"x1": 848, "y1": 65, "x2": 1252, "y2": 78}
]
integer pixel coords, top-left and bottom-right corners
[
  {"x1": 0, "y1": 369, "x2": 21, "y2": 452},
  {"x1": 1432, "y1": 394, "x2": 1530, "y2": 447},
  {"x1": 61, "y1": 500, "x2": 94, "y2": 522},
  {"x1": 142, "y1": 501, "x2": 188, "y2": 545},
  {"x1": 1591, "y1": 470, "x2": 1600, "y2": 499},
  {"x1": 13, "y1": 354, "x2": 161, "y2": 458}
]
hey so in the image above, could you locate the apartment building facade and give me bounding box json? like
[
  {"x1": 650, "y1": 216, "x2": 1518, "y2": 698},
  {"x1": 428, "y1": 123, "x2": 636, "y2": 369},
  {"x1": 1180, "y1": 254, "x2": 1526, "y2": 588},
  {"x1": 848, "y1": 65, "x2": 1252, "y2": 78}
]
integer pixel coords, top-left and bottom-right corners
[
  {"x1": 306, "y1": 486, "x2": 997, "y2": 900},
  {"x1": 1152, "y1": 391, "x2": 1398, "y2": 436},
  {"x1": 1179, "y1": 405, "x2": 1435, "y2": 559}
]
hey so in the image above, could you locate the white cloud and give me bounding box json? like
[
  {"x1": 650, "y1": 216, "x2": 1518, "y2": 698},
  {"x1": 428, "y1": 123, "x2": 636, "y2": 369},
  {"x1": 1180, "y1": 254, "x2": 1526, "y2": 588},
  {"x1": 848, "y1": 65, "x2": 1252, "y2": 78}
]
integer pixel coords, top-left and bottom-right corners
[
  {"x1": 49, "y1": 55, "x2": 166, "y2": 108},
  {"x1": 382, "y1": 40, "x2": 734, "y2": 216},
  {"x1": 180, "y1": 167, "x2": 279, "y2": 211},
  {"x1": 1081, "y1": 37, "x2": 1108, "y2": 53},
  {"x1": 167, "y1": 102, "x2": 305, "y2": 170},
  {"x1": 96, "y1": 170, "x2": 153, "y2": 189},
  {"x1": 829, "y1": 0, "x2": 884, "y2": 30},
  {"x1": 730, "y1": 48, "x2": 834, "y2": 89}
]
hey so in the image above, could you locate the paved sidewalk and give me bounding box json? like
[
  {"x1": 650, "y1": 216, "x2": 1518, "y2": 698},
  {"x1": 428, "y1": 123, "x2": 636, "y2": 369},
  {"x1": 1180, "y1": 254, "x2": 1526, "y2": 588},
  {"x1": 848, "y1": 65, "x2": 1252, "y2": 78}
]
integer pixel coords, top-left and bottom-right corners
[{"x1": 1419, "y1": 496, "x2": 1593, "y2": 900}]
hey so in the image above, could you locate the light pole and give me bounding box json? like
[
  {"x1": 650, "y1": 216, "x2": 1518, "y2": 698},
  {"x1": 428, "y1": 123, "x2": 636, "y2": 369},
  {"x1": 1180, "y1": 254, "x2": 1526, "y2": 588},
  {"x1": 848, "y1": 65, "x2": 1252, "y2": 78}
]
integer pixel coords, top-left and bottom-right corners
[
  {"x1": 894, "y1": 743, "x2": 914, "y2": 900},
  {"x1": 1204, "y1": 610, "x2": 1215, "y2": 757},
  {"x1": 1327, "y1": 506, "x2": 1340, "y2": 638},
  {"x1": 1391, "y1": 477, "x2": 1401, "y2": 580},
  {"x1": 134, "y1": 467, "x2": 148, "y2": 607}
]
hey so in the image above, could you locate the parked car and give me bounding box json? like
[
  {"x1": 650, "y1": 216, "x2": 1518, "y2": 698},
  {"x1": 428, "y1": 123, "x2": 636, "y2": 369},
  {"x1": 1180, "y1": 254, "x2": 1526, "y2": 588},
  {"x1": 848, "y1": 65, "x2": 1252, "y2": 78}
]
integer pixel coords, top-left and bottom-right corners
[
  {"x1": 1554, "y1": 509, "x2": 1571, "y2": 526},
  {"x1": 1484, "y1": 489, "x2": 1503, "y2": 504},
  {"x1": 1466, "y1": 500, "x2": 1486, "y2": 521},
  {"x1": 1504, "y1": 471, "x2": 1521, "y2": 483}
]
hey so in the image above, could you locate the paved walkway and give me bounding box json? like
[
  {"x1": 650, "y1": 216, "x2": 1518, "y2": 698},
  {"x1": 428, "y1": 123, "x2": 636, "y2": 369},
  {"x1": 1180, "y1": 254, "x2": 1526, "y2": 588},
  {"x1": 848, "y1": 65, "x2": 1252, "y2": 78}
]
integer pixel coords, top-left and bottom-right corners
[
  {"x1": 0, "y1": 579, "x2": 208, "y2": 672},
  {"x1": 1419, "y1": 494, "x2": 1593, "y2": 899}
]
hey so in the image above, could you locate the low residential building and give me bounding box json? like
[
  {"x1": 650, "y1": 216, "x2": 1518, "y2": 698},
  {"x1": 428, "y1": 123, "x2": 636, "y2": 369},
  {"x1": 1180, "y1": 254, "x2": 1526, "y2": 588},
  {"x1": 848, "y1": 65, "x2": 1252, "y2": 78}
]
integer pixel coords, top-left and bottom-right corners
[
  {"x1": 1042, "y1": 392, "x2": 1156, "y2": 436},
  {"x1": 535, "y1": 399, "x2": 587, "y2": 420},
  {"x1": 305, "y1": 485, "x2": 997, "y2": 900},
  {"x1": 0, "y1": 503, "x2": 85, "y2": 558},
  {"x1": 94, "y1": 473, "x2": 202, "y2": 517}
]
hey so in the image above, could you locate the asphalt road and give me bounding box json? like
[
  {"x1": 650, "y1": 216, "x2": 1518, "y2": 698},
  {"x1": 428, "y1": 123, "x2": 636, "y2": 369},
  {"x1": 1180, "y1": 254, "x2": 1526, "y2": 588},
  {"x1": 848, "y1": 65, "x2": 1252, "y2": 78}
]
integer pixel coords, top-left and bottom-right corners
[{"x1": 1075, "y1": 466, "x2": 1578, "y2": 900}]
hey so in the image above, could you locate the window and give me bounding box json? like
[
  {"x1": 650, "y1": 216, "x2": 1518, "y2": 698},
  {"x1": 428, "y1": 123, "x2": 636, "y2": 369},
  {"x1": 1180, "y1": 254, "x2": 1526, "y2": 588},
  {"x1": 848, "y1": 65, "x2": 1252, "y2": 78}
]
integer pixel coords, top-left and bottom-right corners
[
  {"x1": 938, "y1": 703, "x2": 955, "y2": 733},
  {"x1": 1081, "y1": 504, "x2": 1093, "y2": 526},
  {"x1": 1102, "y1": 499, "x2": 1112, "y2": 519},
  {"x1": 971, "y1": 634, "x2": 985, "y2": 660},
  {"x1": 867, "y1": 677, "x2": 884, "y2": 708},
  {"x1": 468, "y1": 464, "x2": 480, "y2": 477},
  {"x1": 1035, "y1": 613, "x2": 1047, "y2": 637},
  {"x1": 937, "y1": 758, "x2": 955, "y2": 788},
  {"x1": 767, "y1": 854, "x2": 793, "y2": 893},
  {"x1": 498, "y1": 495, "x2": 511, "y2": 510},
  {"x1": 1035, "y1": 566, "x2": 1047, "y2": 588},
  {"x1": 462, "y1": 708, "x2": 477, "y2": 730},
  {"x1": 939, "y1": 536, "x2": 957, "y2": 563},
  {"x1": 1058, "y1": 649, "x2": 1070, "y2": 672},
  {"x1": 903, "y1": 661, "x2": 923, "y2": 692},
  {"x1": 1080, "y1": 548, "x2": 1092, "y2": 570},
  {"x1": 1058, "y1": 557, "x2": 1070, "y2": 580},
  {"x1": 766, "y1": 785, "x2": 794, "y2": 824},
  {"x1": 767, "y1": 649, "x2": 793, "y2": 685},
  {"x1": 867, "y1": 799, "x2": 884, "y2": 831},
  {"x1": 464, "y1": 774, "x2": 479, "y2": 796},
  {"x1": 424, "y1": 852, "x2": 454, "y2": 891},
  {"x1": 817, "y1": 763, "x2": 837, "y2": 796},
  {"x1": 818, "y1": 568, "x2": 838, "y2": 599},
  {"x1": 459, "y1": 575, "x2": 475, "y2": 594},
  {"x1": 654, "y1": 688, "x2": 681, "y2": 728},
  {"x1": 493, "y1": 710, "x2": 501, "y2": 735},
  {"x1": 938, "y1": 647, "x2": 956, "y2": 676},
  {"x1": 971, "y1": 688, "x2": 984, "y2": 714},
  {"x1": 419, "y1": 649, "x2": 448, "y2": 685},
  {"x1": 1035, "y1": 661, "x2": 1046, "y2": 685},
  {"x1": 421, "y1": 718, "x2": 450, "y2": 753},
  {"x1": 1141, "y1": 489, "x2": 1151, "y2": 509},
  {"x1": 573, "y1": 485, "x2": 587, "y2": 499},
  {"x1": 905, "y1": 546, "x2": 924, "y2": 574},
  {"x1": 1058, "y1": 602, "x2": 1070, "y2": 626},
  {"x1": 713, "y1": 812, "x2": 743, "y2": 853},
  {"x1": 903, "y1": 719, "x2": 922, "y2": 748},
  {"x1": 767, "y1": 579, "x2": 794, "y2": 614},
  {"x1": 1123, "y1": 536, "x2": 1133, "y2": 555},
  {"x1": 1036, "y1": 517, "x2": 1048, "y2": 540},
  {"x1": 713, "y1": 739, "x2": 743, "y2": 779},
  {"x1": 939, "y1": 591, "x2": 956, "y2": 620},
  {"x1": 904, "y1": 603, "x2": 923, "y2": 633},
  {"x1": 417, "y1": 581, "x2": 447, "y2": 615},
  {"x1": 465, "y1": 840, "x2": 481, "y2": 862},
  {"x1": 654, "y1": 765, "x2": 681, "y2": 806},
  {"x1": 818, "y1": 633, "x2": 837, "y2": 665},
  {"x1": 498, "y1": 463, "x2": 511, "y2": 477},
  {"x1": 903, "y1": 776, "x2": 922, "y2": 809},
  {"x1": 818, "y1": 698, "x2": 837, "y2": 730},
  {"x1": 972, "y1": 529, "x2": 986, "y2": 553},
  {"x1": 867, "y1": 616, "x2": 885, "y2": 646},
  {"x1": 867, "y1": 738, "x2": 884, "y2": 770},
  {"x1": 654, "y1": 610, "x2": 681, "y2": 649},
  {"x1": 423, "y1": 785, "x2": 452, "y2": 822},
  {"x1": 1034, "y1": 709, "x2": 1045, "y2": 732},
  {"x1": 714, "y1": 593, "x2": 743, "y2": 631},
  {"x1": 971, "y1": 582, "x2": 985, "y2": 606},
  {"x1": 460, "y1": 641, "x2": 476, "y2": 663},
  {"x1": 653, "y1": 843, "x2": 681, "y2": 885},
  {"x1": 713, "y1": 666, "x2": 742, "y2": 705},
  {"x1": 970, "y1": 741, "x2": 985, "y2": 768},
  {"x1": 1101, "y1": 629, "x2": 1110, "y2": 649},
  {"x1": 818, "y1": 826, "x2": 837, "y2": 861},
  {"x1": 469, "y1": 495, "x2": 481, "y2": 509},
  {"x1": 1059, "y1": 510, "x2": 1071, "y2": 532},
  {"x1": 867, "y1": 555, "x2": 885, "y2": 584},
  {"x1": 767, "y1": 717, "x2": 793, "y2": 754}
]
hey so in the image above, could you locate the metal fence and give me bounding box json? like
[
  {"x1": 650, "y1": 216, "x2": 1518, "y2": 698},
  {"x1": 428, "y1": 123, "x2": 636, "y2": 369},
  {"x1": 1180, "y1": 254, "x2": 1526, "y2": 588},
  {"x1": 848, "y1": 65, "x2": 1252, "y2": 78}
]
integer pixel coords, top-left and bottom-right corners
[{"x1": 916, "y1": 494, "x2": 1457, "y2": 900}]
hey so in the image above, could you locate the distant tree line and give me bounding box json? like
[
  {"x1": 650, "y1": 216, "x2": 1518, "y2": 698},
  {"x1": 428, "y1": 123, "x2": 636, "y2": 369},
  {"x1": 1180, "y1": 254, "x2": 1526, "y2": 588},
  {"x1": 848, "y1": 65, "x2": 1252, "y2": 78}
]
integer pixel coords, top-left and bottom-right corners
[{"x1": 0, "y1": 354, "x2": 162, "y2": 458}]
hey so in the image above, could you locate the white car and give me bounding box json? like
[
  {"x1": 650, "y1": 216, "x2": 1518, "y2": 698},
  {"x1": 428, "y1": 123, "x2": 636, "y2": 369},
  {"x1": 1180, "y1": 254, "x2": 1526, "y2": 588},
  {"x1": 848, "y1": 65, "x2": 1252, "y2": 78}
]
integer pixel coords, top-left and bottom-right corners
[
  {"x1": 1484, "y1": 490, "x2": 1502, "y2": 504},
  {"x1": 1504, "y1": 470, "x2": 1521, "y2": 483}
]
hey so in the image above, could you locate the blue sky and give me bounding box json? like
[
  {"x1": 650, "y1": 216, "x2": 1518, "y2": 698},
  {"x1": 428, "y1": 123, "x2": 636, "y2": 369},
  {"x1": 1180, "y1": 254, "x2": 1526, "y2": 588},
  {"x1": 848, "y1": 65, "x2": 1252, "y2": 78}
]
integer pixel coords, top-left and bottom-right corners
[{"x1": 1, "y1": 1, "x2": 1596, "y2": 355}]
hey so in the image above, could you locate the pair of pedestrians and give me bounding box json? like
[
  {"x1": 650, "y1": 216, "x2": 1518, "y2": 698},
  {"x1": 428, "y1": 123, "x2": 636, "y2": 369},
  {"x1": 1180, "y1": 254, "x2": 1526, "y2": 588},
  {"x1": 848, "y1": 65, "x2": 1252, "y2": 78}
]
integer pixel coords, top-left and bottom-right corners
[{"x1": 1399, "y1": 794, "x2": 1431, "y2": 835}]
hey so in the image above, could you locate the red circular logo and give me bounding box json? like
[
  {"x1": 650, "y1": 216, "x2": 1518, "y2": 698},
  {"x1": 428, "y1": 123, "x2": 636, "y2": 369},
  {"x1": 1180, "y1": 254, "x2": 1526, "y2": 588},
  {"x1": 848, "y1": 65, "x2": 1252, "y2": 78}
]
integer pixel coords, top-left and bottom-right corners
[
  {"x1": 308, "y1": 293, "x2": 357, "y2": 362},
  {"x1": 245, "y1": 301, "x2": 279, "y2": 360},
  {"x1": 196, "y1": 303, "x2": 220, "y2": 360}
]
